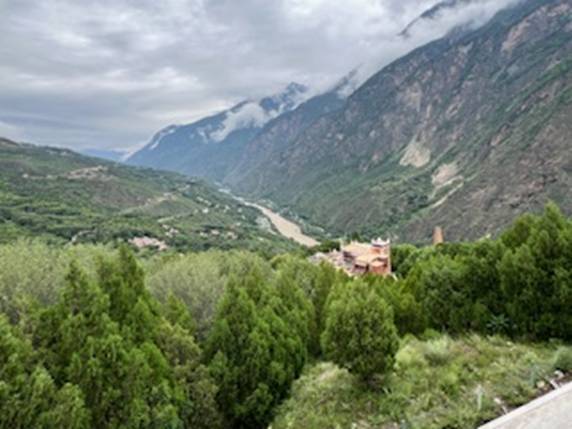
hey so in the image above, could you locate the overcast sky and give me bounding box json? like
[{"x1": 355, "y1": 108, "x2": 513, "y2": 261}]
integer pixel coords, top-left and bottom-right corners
[{"x1": 0, "y1": 0, "x2": 517, "y2": 152}]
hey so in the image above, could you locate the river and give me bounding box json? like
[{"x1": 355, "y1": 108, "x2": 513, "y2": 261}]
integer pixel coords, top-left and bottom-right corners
[
  {"x1": 219, "y1": 188, "x2": 320, "y2": 247},
  {"x1": 247, "y1": 202, "x2": 319, "y2": 248}
]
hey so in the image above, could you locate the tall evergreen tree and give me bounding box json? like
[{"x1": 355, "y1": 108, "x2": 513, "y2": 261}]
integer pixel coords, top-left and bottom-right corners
[
  {"x1": 24, "y1": 249, "x2": 222, "y2": 428},
  {"x1": 322, "y1": 279, "x2": 399, "y2": 384},
  {"x1": 206, "y1": 269, "x2": 309, "y2": 428},
  {"x1": 0, "y1": 316, "x2": 90, "y2": 429}
]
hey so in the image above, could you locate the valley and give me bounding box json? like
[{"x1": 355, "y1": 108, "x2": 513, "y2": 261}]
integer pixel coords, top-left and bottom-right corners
[
  {"x1": 126, "y1": 0, "x2": 572, "y2": 244},
  {"x1": 247, "y1": 202, "x2": 319, "y2": 247},
  {"x1": 1, "y1": 0, "x2": 572, "y2": 428},
  {"x1": 0, "y1": 138, "x2": 298, "y2": 254}
]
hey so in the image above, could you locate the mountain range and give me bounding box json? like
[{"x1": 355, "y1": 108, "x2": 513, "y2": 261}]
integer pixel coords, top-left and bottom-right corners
[
  {"x1": 126, "y1": 82, "x2": 312, "y2": 182},
  {"x1": 80, "y1": 148, "x2": 127, "y2": 163},
  {"x1": 127, "y1": 0, "x2": 572, "y2": 243}
]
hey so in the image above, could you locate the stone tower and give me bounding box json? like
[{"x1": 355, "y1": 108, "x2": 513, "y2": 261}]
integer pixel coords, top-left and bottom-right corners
[{"x1": 432, "y1": 226, "x2": 444, "y2": 245}]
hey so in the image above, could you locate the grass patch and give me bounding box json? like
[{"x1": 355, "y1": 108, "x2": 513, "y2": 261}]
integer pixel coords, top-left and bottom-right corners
[{"x1": 272, "y1": 334, "x2": 563, "y2": 429}]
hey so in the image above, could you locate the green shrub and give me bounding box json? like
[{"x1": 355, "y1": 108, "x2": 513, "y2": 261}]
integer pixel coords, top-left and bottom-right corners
[
  {"x1": 322, "y1": 279, "x2": 400, "y2": 384},
  {"x1": 553, "y1": 346, "x2": 572, "y2": 372},
  {"x1": 422, "y1": 335, "x2": 454, "y2": 366},
  {"x1": 421, "y1": 328, "x2": 441, "y2": 341},
  {"x1": 273, "y1": 334, "x2": 558, "y2": 429},
  {"x1": 395, "y1": 343, "x2": 427, "y2": 370}
]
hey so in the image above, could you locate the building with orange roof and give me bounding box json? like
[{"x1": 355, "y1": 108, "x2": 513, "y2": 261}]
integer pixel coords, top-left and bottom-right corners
[{"x1": 340, "y1": 238, "x2": 391, "y2": 276}]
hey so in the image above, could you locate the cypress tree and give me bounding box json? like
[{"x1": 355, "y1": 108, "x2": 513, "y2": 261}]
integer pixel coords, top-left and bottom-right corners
[{"x1": 322, "y1": 279, "x2": 399, "y2": 384}]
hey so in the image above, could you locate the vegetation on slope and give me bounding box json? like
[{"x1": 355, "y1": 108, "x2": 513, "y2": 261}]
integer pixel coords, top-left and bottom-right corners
[
  {"x1": 273, "y1": 335, "x2": 568, "y2": 429},
  {"x1": 0, "y1": 138, "x2": 297, "y2": 254},
  {"x1": 0, "y1": 204, "x2": 571, "y2": 428},
  {"x1": 0, "y1": 244, "x2": 335, "y2": 429}
]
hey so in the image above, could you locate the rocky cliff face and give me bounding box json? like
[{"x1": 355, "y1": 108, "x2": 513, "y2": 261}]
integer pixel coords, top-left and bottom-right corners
[
  {"x1": 224, "y1": 74, "x2": 354, "y2": 193},
  {"x1": 229, "y1": 0, "x2": 572, "y2": 242}
]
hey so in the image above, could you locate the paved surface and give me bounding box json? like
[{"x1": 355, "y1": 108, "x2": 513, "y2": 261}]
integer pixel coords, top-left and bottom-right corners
[{"x1": 479, "y1": 382, "x2": 572, "y2": 429}]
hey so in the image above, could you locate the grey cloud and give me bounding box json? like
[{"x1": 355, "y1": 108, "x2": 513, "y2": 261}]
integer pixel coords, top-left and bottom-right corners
[{"x1": 0, "y1": 0, "x2": 516, "y2": 151}]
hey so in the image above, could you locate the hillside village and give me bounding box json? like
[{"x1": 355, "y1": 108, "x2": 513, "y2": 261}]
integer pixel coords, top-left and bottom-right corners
[
  {"x1": 312, "y1": 238, "x2": 392, "y2": 276},
  {"x1": 311, "y1": 227, "x2": 445, "y2": 277}
]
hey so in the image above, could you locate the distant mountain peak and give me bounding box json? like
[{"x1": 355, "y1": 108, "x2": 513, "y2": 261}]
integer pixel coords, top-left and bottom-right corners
[
  {"x1": 259, "y1": 82, "x2": 309, "y2": 114},
  {"x1": 210, "y1": 82, "x2": 309, "y2": 143},
  {"x1": 126, "y1": 81, "x2": 312, "y2": 171},
  {"x1": 149, "y1": 124, "x2": 180, "y2": 150},
  {"x1": 284, "y1": 81, "x2": 308, "y2": 94}
]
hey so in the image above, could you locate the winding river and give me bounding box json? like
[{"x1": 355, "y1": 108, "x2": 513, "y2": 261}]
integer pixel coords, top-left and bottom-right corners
[
  {"x1": 222, "y1": 189, "x2": 319, "y2": 247},
  {"x1": 247, "y1": 202, "x2": 319, "y2": 248}
]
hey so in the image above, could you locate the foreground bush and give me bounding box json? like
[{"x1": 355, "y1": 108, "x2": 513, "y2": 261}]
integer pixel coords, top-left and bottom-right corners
[
  {"x1": 399, "y1": 203, "x2": 572, "y2": 341},
  {"x1": 205, "y1": 262, "x2": 311, "y2": 428},
  {"x1": 553, "y1": 346, "x2": 572, "y2": 372},
  {"x1": 0, "y1": 240, "x2": 110, "y2": 323},
  {"x1": 321, "y1": 279, "x2": 399, "y2": 383}
]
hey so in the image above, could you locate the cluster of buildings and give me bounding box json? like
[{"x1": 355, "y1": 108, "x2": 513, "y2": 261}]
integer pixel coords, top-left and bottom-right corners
[
  {"x1": 129, "y1": 236, "x2": 168, "y2": 251},
  {"x1": 311, "y1": 227, "x2": 444, "y2": 277},
  {"x1": 312, "y1": 238, "x2": 392, "y2": 277}
]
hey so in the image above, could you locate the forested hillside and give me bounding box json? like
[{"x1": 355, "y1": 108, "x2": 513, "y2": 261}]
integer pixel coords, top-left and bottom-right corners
[
  {"x1": 0, "y1": 138, "x2": 296, "y2": 254},
  {"x1": 1, "y1": 204, "x2": 571, "y2": 428}
]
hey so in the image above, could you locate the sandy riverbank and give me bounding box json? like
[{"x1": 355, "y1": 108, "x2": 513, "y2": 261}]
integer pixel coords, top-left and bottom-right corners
[
  {"x1": 219, "y1": 188, "x2": 320, "y2": 247},
  {"x1": 249, "y1": 203, "x2": 319, "y2": 247}
]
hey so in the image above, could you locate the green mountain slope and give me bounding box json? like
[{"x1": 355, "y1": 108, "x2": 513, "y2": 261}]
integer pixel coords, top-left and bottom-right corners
[
  {"x1": 229, "y1": 0, "x2": 572, "y2": 242},
  {"x1": 0, "y1": 138, "x2": 295, "y2": 253}
]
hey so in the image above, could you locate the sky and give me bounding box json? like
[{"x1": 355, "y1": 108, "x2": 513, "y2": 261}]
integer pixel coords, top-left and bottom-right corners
[{"x1": 0, "y1": 0, "x2": 518, "y2": 152}]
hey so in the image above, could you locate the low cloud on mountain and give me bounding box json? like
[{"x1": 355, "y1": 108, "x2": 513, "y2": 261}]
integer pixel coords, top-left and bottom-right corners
[
  {"x1": 211, "y1": 103, "x2": 275, "y2": 143},
  {"x1": 0, "y1": 0, "x2": 518, "y2": 151}
]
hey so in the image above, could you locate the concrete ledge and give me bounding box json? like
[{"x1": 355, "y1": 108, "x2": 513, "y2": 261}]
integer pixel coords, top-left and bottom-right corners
[{"x1": 479, "y1": 382, "x2": 572, "y2": 429}]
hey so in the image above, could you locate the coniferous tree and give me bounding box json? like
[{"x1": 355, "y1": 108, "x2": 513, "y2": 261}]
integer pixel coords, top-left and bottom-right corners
[
  {"x1": 21, "y1": 249, "x2": 222, "y2": 429},
  {"x1": 499, "y1": 203, "x2": 572, "y2": 339},
  {"x1": 405, "y1": 255, "x2": 467, "y2": 332},
  {"x1": 206, "y1": 268, "x2": 309, "y2": 428},
  {"x1": 206, "y1": 278, "x2": 259, "y2": 426},
  {"x1": 0, "y1": 315, "x2": 90, "y2": 429},
  {"x1": 365, "y1": 275, "x2": 425, "y2": 336},
  {"x1": 322, "y1": 279, "x2": 399, "y2": 384},
  {"x1": 391, "y1": 244, "x2": 418, "y2": 277}
]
